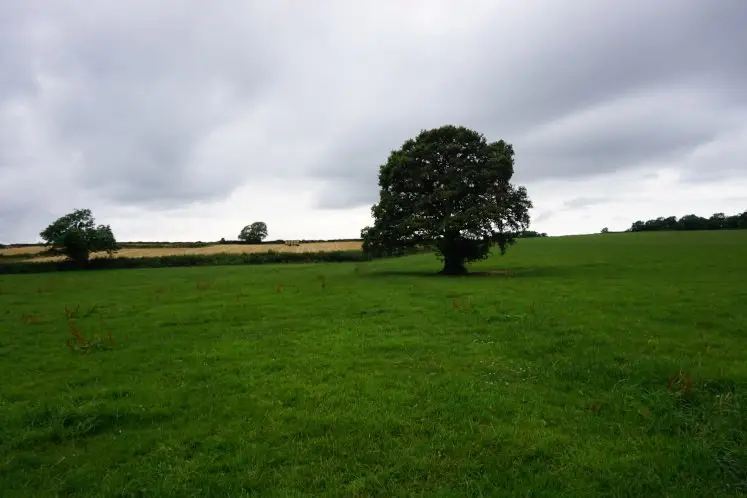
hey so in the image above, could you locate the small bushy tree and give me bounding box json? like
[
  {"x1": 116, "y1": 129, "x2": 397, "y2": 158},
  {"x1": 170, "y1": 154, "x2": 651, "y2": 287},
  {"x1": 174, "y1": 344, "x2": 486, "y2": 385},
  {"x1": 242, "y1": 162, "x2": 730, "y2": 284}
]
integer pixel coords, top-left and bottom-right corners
[
  {"x1": 40, "y1": 208, "x2": 118, "y2": 263},
  {"x1": 238, "y1": 222, "x2": 268, "y2": 243},
  {"x1": 362, "y1": 125, "x2": 532, "y2": 274}
]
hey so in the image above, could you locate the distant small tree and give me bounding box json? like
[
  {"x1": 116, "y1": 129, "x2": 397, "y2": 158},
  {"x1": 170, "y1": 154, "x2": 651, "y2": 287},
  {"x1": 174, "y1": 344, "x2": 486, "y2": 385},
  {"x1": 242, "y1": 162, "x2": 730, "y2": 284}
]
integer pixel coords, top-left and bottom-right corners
[
  {"x1": 40, "y1": 208, "x2": 118, "y2": 263},
  {"x1": 601, "y1": 227, "x2": 609, "y2": 234},
  {"x1": 238, "y1": 222, "x2": 268, "y2": 244}
]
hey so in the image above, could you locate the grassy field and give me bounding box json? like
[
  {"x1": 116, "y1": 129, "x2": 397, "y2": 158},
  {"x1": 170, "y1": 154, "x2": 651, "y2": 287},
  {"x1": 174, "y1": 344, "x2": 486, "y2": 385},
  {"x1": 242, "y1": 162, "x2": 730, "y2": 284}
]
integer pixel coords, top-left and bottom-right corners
[
  {"x1": 0, "y1": 241, "x2": 363, "y2": 262},
  {"x1": 0, "y1": 231, "x2": 745, "y2": 497}
]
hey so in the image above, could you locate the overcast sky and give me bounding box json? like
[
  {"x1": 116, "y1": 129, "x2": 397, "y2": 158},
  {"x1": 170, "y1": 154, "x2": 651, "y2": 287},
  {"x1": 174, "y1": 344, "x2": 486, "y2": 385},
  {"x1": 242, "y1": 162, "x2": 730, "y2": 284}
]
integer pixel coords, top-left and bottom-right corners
[{"x1": 1, "y1": 0, "x2": 746, "y2": 243}]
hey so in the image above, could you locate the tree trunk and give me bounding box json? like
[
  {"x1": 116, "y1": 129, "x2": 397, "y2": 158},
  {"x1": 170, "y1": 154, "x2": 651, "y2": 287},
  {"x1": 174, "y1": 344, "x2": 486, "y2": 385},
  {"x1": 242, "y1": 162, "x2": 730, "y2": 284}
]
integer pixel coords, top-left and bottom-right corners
[{"x1": 440, "y1": 255, "x2": 467, "y2": 275}]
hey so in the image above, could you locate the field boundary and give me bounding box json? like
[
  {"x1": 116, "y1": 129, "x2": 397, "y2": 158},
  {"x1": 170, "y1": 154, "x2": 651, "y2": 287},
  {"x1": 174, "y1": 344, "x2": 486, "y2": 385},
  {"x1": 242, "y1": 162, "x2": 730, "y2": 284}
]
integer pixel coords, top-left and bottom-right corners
[
  {"x1": 0, "y1": 238, "x2": 364, "y2": 251},
  {"x1": 0, "y1": 250, "x2": 380, "y2": 275}
]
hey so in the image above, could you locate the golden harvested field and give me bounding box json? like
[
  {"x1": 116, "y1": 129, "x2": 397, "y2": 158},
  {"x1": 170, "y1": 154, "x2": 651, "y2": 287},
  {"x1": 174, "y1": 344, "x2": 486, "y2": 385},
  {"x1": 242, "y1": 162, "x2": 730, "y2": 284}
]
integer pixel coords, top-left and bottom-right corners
[
  {"x1": 0, "y1": 245, "x2": 46, "y2": 256},
  {"x1": 6, "y1": 241, "x2": 363, "y2": 262}
]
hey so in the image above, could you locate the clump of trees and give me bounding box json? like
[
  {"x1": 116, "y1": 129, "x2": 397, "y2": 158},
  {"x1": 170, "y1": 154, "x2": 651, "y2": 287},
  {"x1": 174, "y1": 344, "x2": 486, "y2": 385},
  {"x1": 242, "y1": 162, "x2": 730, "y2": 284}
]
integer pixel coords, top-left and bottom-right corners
[
  {"x1": 361, "y1": 125, "x2": 532, "y2": 275},
  {"x1": 629, "y1": 211, "x2": 747, "y2": 232},
  {"x1": 520, "y1": 231, "x2": 548, "y2": 238},
  {"x1": 238, "y1": 222, "x2": 268, "y2": 243},
  {"x1": 40, "y1": 209, "x2": 118, "y2": 263}
]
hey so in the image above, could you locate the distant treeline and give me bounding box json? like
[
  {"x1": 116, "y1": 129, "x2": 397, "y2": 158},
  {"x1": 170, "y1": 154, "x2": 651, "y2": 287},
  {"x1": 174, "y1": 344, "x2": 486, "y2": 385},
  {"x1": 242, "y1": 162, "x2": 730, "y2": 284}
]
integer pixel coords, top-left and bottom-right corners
[{"x1": 629, "y1": 210, "x2": 747, "y2": 232}]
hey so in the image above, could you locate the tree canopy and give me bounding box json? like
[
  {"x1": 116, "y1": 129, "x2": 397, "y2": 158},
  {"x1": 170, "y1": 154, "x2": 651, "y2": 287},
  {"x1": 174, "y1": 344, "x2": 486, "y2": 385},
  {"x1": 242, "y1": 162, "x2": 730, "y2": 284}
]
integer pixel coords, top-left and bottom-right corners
[
  {"x1": 39, "y1": 208, "x2": 117, "y2": 263},
  {"x1": 238, "y1": 221, "x2": 268, "y2": 243},
  {"x1": 362, "y1": 125, "x2": 532, "y2": 274}
]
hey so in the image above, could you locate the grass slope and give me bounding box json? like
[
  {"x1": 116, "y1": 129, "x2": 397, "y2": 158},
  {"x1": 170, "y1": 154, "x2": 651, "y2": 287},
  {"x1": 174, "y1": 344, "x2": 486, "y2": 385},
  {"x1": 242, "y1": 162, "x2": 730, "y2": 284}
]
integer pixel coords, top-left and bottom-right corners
[{"x1": 0, "y1": 231, "x2": 745, "y2": 497}]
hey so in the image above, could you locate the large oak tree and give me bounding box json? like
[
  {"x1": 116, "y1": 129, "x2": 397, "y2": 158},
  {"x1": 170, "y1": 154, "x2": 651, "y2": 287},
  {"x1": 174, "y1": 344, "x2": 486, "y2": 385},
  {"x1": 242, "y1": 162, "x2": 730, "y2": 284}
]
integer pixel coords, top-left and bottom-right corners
[{"x1": 361, "y1": 125, "x2": 532, "y2": 274}]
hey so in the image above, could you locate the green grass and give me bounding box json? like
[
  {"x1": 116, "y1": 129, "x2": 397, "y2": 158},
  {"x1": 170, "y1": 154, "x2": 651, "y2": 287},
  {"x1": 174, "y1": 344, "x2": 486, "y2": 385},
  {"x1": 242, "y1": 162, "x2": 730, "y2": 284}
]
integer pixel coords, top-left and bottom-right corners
[{"x1": 1, "y1": 231, "x2": 745, "y2": 497}]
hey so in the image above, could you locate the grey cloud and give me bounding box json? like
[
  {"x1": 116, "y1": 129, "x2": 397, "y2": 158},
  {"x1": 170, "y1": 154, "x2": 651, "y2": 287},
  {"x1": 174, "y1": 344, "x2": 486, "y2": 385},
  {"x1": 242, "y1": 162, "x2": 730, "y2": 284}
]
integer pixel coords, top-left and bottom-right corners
[
  {"x1": 0, "y1": 3, "x2": 37, "y2": 102},
  {"x1": 532, "y1": 212, "x2": 553, "y2": 224},
  {"x1": 310, "y1": 0, "x2": 747, "y2": 208},
  {"x1": 44, "y1": 6, "x2": 277, "y2": 204},
  {"x1": 1, "y1": 1, "x2": 283, "y2": 214},
  {"x1": 529, "y1": 197, "x2": 610, "y2": 227},
  {"x1": 473, "y1": 1, "x2": 747, "y2": 132},
  {"x1": 561, "y1": 197, "x2": 609, "y2": 211},
  {"x1": 513, "y1": 94, "x2": 725, "y2": 183},
  {"x1": 1, "y1": 0, "x2": 746, "y2": 242},
  {"x1": 311, "y1": 122, "x2": 417, "y2": 209}
]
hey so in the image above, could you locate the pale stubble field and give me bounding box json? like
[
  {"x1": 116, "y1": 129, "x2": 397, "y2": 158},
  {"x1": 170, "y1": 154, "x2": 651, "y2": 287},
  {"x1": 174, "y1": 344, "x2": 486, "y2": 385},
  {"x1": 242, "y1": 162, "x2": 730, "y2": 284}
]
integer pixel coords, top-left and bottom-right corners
[{"x1": 0, "y1": 241, "x2": 363, "y2": 262}]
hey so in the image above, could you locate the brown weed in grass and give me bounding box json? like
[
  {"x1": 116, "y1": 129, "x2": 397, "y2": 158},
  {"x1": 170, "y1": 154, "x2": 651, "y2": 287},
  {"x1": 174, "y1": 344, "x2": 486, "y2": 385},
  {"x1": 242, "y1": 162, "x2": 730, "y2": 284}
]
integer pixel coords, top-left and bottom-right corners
[
  {"x1": 317, "y1": 275, "x2": 327, "y2": 290},
  {"x1": 152, "y1": 285, "x2": 170, "y2": 303},
  {"x1": 588, "y1": 401, "x2": 604, "y2": 414},
  {"x1": 21, "y1": 313, "x2": 39, "y2": 325},
  {"x1": 451, "y1": 297, "x2": 472, "y2": 312},
  {"x1": 82, "y1": 304, "x2": 100, "y2": 318},
  {"x1": 66, "y1": 321, "x2": 91, "y2": 352},
  {"x1": 668, "y1": 369, "x2": 694, "y2": 400},
  {"x1": 66, "y1": 318, "x2": 117, "y2": 354},
  {"x1": 195, "y1": 280, "x2": 214, "y2": 291},
  {"x1": 64, "y1": 305, "x2": 80, "y2": 319}
]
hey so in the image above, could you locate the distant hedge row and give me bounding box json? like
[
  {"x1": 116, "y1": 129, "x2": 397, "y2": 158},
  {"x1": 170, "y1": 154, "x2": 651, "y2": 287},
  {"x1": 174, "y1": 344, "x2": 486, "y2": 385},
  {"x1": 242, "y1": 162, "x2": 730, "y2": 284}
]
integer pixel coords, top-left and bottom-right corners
[
  {"x1": 89, "y1": 238, "x2": 364, "y2": 249},
  {"x1": 0, "y1": 250, "x2": 372, "y2": 275},
  {"x1": 0, "y1": 238, "x2": 364, "y2": 250}
]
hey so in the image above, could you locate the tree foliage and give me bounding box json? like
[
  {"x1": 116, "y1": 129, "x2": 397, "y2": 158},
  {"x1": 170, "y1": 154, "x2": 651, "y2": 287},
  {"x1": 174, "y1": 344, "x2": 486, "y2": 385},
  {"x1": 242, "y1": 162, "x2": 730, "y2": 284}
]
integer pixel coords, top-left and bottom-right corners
[
  {"x1": 238, "y1": 221, "x2": 268, "y2": 243},
  {"x1": 362, "y1": 125, "x2": 532, "y2": 274},
  {"x1": 629, "y1": 210, "x2": 747, "y2": 232},
  {"x1": 520, "y1": 230, "x2": 548, "y2": 238},
  {"x1": 39, "y1": 209, "x2": 118, "y2": 263}
]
